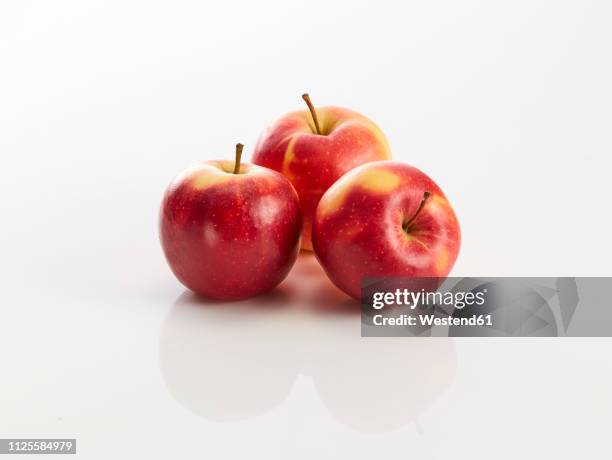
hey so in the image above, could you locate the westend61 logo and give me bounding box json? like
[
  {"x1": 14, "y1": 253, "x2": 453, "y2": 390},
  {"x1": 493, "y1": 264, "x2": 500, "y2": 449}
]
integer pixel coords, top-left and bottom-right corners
[{"x1": 359, "y1": 277, "x2": 612, "y2": 337}]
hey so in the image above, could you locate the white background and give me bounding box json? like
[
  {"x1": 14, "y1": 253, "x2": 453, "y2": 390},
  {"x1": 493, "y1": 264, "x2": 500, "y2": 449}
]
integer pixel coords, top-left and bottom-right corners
[{"x1": 1, "y1": 1, "x2": 611, "y2": 458}]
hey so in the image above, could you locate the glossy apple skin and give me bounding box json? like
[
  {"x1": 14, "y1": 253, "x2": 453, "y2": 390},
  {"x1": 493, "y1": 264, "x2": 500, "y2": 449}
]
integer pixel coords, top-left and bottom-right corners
[
  {"x1": 160, "y1": 161, "x2": 302, "y2": 300},
  {"x1": 312, "y1": 161, "x2": 461, "y2": 300},
  {"x1": 252, "y1": 106, "x2": 391, "y2": 251}
]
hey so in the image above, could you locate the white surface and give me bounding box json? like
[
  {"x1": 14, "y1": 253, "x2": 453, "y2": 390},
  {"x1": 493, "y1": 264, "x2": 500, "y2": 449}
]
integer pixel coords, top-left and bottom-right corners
[{"x1": 1, "y1": 1, "x2": 611, "y2": 458}]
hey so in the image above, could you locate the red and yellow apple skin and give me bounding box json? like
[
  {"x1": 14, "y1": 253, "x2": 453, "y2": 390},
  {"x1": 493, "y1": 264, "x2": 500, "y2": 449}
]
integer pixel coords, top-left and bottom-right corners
[
  {"x1": 252, "y1": 106, "x2": 391, "y2": 251},
  {"x1": 159, "y1": 161, "x2": 302, "y2": 300},
  {"x1": 312, "y1": 161, "x2": 461, "y2": 300}
]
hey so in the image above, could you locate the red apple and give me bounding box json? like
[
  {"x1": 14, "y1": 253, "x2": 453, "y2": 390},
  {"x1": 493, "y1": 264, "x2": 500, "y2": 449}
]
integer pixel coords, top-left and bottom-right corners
[
  {"x1": 312, "y1": 161, "x2": 461, "y2": 300},
  {"x1": 160, "y1": 144, "x2": 302, "y2": 300},
  {"x1": 252, "y1": 94, "x2": 391, "y2": 251}
]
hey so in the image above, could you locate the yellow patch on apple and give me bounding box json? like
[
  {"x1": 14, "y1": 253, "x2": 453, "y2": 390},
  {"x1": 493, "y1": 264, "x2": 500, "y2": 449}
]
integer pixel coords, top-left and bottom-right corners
[
  {"x1": 435, "y1": 247, "x2": 450, "y2": 274},
  {"x1": 359, "y1": 169, "x2": 400, "y2": 193}
]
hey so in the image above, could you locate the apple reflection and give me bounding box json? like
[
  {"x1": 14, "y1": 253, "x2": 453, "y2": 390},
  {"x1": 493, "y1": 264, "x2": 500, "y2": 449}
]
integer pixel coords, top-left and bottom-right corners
[{"x1": 159, "y1": 253, "x2": 456, "y2": 432}]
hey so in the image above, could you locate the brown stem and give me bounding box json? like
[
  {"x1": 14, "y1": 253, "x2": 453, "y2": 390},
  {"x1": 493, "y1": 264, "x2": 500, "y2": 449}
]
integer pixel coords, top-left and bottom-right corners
[
  {"x1": 403, "y1": 191, "x2": 431, "y2": 232},
  {"x1": 302, "y1": 93, "x2": 321, "y2": 135},
  {"x1": 233, "y1": 143, "x2": 244, "y2": 174}
]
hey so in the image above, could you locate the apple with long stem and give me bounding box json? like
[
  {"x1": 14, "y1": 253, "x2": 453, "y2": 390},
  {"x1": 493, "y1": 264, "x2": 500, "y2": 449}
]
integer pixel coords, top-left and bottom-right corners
[
  {"x1": 252, "y1": 94, "x2": 392, "y2": 251},
  {"x1": 312, "y1": 161, "x2": 461, "y2": 300},
  {"x1": 160, "y1": 144, "x2": 302, "y2": 300}
]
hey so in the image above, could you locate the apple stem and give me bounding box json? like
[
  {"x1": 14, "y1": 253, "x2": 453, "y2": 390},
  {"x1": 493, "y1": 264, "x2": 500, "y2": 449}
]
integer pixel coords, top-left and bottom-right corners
[
  {"x1": 403, "y1": 191, "x2": 431, "y2": 232},
  {"x1": 233, "y1": 143, "x2": 244, "y2": 174},
  {"x1": 302, "y1": 93, "x2": 322, "y2": 135}
]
